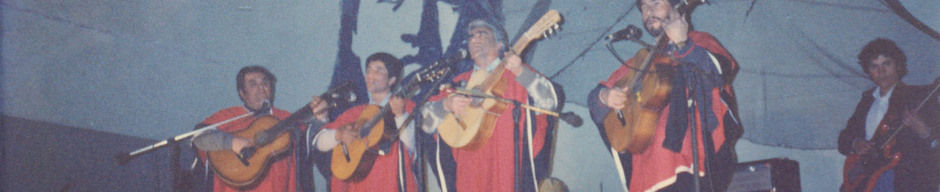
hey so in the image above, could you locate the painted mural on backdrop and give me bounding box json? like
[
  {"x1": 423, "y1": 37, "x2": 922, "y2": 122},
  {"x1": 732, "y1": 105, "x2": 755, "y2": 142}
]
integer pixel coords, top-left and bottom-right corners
[{"x1": 326, "y1": 0, "x2": 505, "y2": 118}]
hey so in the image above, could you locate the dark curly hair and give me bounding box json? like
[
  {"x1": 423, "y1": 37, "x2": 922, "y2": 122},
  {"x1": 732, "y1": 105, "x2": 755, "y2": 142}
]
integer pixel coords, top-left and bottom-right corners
[
  {"x1": 857, "y1": 38, "x2": 907, "y2": 78},
  {"x1": 236, "y1": 65, "x2": 277, "y2": 103}
]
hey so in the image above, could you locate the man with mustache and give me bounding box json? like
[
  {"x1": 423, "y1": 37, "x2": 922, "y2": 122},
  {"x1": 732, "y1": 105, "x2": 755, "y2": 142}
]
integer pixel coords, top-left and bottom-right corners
[
  {"x1": 587, "y1": 0, "x2": 742, "y2": 191},
  {"x1": 420, "y1": 18, "x2": 559, "y2": 191}
]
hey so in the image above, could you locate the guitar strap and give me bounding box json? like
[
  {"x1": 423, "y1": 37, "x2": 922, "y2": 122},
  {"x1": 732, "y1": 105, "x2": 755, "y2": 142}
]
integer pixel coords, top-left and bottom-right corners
[
  {"x1": 285, "y1": 136, "x2": 294, "y2": 192},
  {"x1": 435, "y1": 136, "x2": 450, "y2": 192},
  {"x1": 525, "y1": 107, "x2": 540, "y2": 192},
  {"x1": 610, "y1": 148, "x2": 630, "y2": 192},
  {"x1": 398, "y1": 140, "x2": 406, "y2": 192},
  {"x1": 306, "y1": 125, "x2": 322, "y2": 191},
  {"x1": 513, "y1": 102, "x2": 522, "y2": 192}
]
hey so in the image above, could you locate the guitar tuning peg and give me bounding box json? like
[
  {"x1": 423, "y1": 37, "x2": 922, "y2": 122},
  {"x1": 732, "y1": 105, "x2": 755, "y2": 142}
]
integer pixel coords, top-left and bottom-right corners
[{"x1": 439, "y1": 83, "x2": 451, "y2": 91}]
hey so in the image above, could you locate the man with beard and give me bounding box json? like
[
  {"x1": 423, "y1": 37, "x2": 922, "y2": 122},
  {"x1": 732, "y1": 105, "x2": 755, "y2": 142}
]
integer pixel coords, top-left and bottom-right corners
[{"x1": 586, "y1": 0, "x2": 742, "y2": 191}]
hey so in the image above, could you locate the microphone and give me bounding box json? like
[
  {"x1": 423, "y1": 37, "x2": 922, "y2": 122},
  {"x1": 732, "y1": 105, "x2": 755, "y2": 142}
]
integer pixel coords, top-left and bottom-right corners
[
  {"x1": 251, "y1": 99, "x2": 272, "y2": 117},
  {"x1": 449, "y1": 49, "x2": 467, "y2": 63},
  {"x1": 261, "y1": 100, "x2": 271, "y2": 110},
  {"x1": 432, "y1": 49, "x2": 466, "y2": 68},
  {"x1": 329, "y1": 90, "x2": 357, "y2": 103},
  {"x1": 559, "y1": 111, "x2": 583, "y2": 127},
  {"x1": 323, "y1": 81, "x2": 357, "y2": 108},
  {"x1": 605, "y1": 25, "x2": 643, "y2": 43},
  {"x1": 416, "y1": 50, "x2": 464, "y2": 82}
]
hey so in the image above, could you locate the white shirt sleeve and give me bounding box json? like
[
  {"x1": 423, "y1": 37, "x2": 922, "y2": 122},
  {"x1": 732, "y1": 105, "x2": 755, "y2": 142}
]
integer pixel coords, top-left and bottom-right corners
[
  {"x1": 396, "y1": 112, "x2": 416, "y2": 155},
  {"x1": 314, "y1": 129, "x2": 340, "y2": 152}
]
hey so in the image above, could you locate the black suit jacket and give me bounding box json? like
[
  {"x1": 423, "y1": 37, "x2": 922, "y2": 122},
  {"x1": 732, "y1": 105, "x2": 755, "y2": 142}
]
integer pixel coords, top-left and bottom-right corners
[{"x1": 837, "y1": 83, "x2": 940, "y2": 191}]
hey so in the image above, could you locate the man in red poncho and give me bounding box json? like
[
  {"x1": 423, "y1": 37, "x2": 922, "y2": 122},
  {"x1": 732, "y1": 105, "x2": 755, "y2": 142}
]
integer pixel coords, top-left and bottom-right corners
[
  {"x1": 191, "y1": 65, "x2": 306, "y2": 192},
  {"x1": 312, "y1": 52, "x2": 419, "y2": 192},
  {"x1": 420, "y1": 19, "x2": 560, "y2": 191},
  {"x1": 587, "y1": 0, "x2": 743, "y2": 191}
]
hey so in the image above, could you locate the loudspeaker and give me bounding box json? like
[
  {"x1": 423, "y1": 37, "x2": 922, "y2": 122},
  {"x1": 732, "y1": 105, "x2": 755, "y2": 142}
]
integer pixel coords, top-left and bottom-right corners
[{"x1": 727, "y1": 158, "x2": 801, "y2": 192}]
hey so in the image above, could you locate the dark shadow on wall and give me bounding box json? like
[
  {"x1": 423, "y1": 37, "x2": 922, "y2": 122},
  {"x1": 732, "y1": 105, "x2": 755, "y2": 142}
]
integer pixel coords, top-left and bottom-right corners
[{"x1": 1, "y1": 115, "x2": 187, "y2": 191}]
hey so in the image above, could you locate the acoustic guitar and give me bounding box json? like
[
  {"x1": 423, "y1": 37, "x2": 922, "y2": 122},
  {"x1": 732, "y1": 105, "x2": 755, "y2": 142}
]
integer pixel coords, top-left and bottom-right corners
[
  {"x1": 207, "y1": 114, "x2": 295, "y2": 187},
  {"x1": 437, "y1": 10, "x2": 562, "y2": 150},
  {"x1": 601, "y1": 0, "x2": 706, "y2": 154},
  {"x1": 332, "y1": 62, "x2": 450, "y2": 181},
  {"x1": 206, "y1": 83, "x2": 355, "y2": 187}
]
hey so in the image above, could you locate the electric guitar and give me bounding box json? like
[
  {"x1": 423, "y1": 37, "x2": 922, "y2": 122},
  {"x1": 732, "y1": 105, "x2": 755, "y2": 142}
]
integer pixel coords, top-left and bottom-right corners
[
  {"x1": 842, "y1": 80, "x2": 940, "y2": 192},
  {"x1": 841, "y1": 121, "x2": 902, "y2": 192}
]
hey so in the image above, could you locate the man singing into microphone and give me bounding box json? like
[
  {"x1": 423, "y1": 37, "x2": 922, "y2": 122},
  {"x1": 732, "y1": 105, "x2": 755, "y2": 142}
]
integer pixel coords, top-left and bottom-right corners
[
  {"x1": 191, "y1": 65, "x2": 308, "y2": 192},
  {"x1": 587, "y1": 0, "x2": 742, "y2": 191}
]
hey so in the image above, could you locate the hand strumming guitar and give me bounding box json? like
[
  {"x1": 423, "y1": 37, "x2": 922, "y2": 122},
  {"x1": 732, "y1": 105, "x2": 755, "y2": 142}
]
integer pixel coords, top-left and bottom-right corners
[
  {"x1": 232, "y1": 137, "x2": 254, "y2": 155},
  {"x1": 444, "y1": 94, "x2": 473, "y2": 113},
  {"x1": 336, "y1": 124, "x2": 361, "y2": 144},
  {"x1": 600, "y1": 87, "x2": 630, "y2": 110}
]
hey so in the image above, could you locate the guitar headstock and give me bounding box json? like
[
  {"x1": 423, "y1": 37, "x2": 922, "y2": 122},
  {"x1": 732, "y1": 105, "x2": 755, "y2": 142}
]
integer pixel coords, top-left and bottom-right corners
[
  {"x1": 513, "y1": 9, "x2": 562, "y2": 53},
  {"x1": 322, "y1": 82, "x2": 358, "y2": 108},
  {"x1": 415, "y1": 65, "x2": 450, "y2": 83},
  {"x1": 676, "y1": 0, "x2": 707, "y2": 14},
  {"x1": 680, "y1": 0, "x2": 706, "y2": 6}
]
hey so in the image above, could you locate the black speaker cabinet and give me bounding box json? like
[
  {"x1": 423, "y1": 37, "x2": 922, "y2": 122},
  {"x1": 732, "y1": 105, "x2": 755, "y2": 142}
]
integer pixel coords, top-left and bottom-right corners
[{"x1": 727, "y1": 158, "x2": 801, "y2": 192}]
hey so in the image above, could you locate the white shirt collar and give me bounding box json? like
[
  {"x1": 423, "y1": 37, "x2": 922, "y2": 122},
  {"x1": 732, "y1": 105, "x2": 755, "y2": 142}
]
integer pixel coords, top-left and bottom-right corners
[
  {"x1": 871, "y1": 83, "x2": 896, "y2": 100},
  {"x1": 474, "y1": 58, "x2": 502, "y2": 72},
  {"x1": 368, "y1": 92, "x2": 390, "y2": 105}
]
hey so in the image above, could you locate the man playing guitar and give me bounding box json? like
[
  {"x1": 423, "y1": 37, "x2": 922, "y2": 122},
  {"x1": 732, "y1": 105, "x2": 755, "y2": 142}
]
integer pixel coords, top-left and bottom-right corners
[
  {"x1": 588, "y1": 0, "x2": 742, "y2": 191},
  {"x1": 191, "y1": 66, "x2": 306, "y2": 192},
  {"x1": 311, "y1": 52, "x2": 419, "y2": 192},
  {"x1": 419, "y1": 18, "x2": 559, "y2": 191},
  {"x1": 837, "y1": 38, "x2": 939, "y2": 192}
]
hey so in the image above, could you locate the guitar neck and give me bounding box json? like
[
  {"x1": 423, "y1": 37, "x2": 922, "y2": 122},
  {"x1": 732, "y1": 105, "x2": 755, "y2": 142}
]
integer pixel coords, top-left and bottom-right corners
[
  {"x1": 874, "y1": 124, "x2": 905, "y2": 150},
  {"x1": 358, "y1": 76, "x2": 425, "y2": 136},
  {"x1": 359, "y1": 105, "x2": 393, "y2": 136},
  {"x1": 477, "y1": 9, "x2": 561, "y2": 90},
  {"x1": 479, "y1": 35, "x2": 538, "y2": 90},
  {"x1": 256, "y1": 105, "x2": 314, "y2": 145}
]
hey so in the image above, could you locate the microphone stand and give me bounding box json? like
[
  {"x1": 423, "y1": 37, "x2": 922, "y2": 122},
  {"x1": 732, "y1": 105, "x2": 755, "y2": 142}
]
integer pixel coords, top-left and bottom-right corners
[
  {"x1": 686, "y1": 68, "x2": 702, "y2": 192},
  {"x1": 394, "y1": 63, "x2": 453, "y2": 192},
  {"x1": 113, "y1": 111, "x2": 254, "y2": 191},
  {"x1": 115, "y1": 112, "x2": 255, "y2": 165}
]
